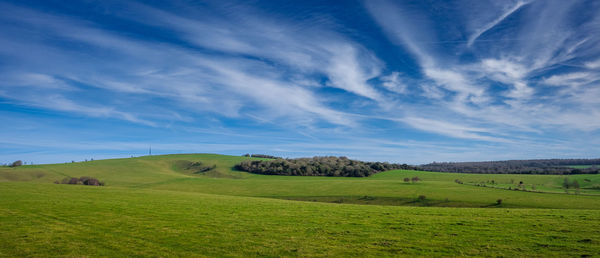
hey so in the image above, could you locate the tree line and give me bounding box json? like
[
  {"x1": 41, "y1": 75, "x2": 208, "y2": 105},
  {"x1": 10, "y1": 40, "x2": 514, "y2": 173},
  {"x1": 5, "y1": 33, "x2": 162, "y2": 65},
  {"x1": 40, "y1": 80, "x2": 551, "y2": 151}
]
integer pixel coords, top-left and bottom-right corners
[
  {"x1": 236, "y1": 156, "x2": 415, "y2": 177},
  {"x1": 419, "y1": 158, "x2": 600, "y2": 174},
  {"x1": 242, "y1": 154, "x2": 281, "y2": 159}
]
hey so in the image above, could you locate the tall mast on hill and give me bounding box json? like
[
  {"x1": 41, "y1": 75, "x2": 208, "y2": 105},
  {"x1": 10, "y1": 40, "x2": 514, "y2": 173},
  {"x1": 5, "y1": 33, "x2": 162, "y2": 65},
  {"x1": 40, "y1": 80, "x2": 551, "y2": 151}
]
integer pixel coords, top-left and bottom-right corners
[{"x1": 149, "y1": 145, "x2": 152, "y2": 156}]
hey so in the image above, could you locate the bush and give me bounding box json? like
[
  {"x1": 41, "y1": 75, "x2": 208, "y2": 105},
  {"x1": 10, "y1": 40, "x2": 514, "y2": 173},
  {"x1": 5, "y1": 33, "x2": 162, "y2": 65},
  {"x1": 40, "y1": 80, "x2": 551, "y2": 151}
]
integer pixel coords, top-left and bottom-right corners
[
  {"x1": 418, "y1": 195, "x2": 426, "y2": 201},
  {"x1": 9, "y1": 160, "x2": 23, "y2": 167},
  {"x1": 58, "y1": 176, "x2": 103, "y2": 186},
  {"x1": 83, "y1": 177, "x2": 100, "y2": 186},
  {"x1": 403, "y1": 177, "x2": 410, "y2": 183},
  {"x1": 496, "y1": 199, "x2": 503, "y2": 205}
]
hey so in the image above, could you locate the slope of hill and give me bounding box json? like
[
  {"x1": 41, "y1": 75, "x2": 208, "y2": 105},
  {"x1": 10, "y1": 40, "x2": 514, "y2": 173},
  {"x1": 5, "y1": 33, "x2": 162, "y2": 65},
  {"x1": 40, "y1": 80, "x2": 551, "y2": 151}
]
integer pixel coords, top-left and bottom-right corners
[
  {"x1": 2, "y1": 154, "x2": 600, "y2": 209},
  {"x1": 1, "y1": 154, "x2": 600, "y2": 256}
]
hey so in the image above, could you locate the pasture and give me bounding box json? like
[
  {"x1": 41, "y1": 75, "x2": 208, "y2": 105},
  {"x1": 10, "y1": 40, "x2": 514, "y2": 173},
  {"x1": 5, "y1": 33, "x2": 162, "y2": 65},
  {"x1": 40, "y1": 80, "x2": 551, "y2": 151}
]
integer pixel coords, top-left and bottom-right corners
[{"x1": 1, "y1": 154, "x2": 599, "y2": 256}]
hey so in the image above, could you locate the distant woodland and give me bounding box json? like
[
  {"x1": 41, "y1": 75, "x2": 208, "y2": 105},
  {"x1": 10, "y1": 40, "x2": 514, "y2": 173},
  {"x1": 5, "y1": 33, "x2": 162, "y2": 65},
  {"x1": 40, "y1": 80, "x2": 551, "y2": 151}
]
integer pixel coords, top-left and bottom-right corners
[
  {"x1": 236, "y1": 156, "x2": 415, "y2": 177},
  {"x1": 242, "y1": 154, "x2": 281, "y2": 159},
  {"x1": 236, "y1": 155, "x2": 600, "y2": 175},
  {"x1": 420, "y1": 159, "x2": 600, "y2": 174}
]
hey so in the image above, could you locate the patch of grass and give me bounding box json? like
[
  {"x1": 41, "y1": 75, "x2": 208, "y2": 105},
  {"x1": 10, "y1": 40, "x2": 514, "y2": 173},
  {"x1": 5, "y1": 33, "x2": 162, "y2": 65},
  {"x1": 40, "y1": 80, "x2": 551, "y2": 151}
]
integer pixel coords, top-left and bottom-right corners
[
  {"x1": 566, "y1": 165, "x2": 596, "y2": 169},
  {"x1": 1, "y1": 182, "x2": 599, "y2": 257},
  {"x1": 1, "y1": 154, "x2": 600, "y2": 256},
  {"x1": 2, "y1": 154, "x2": 600, "y2": 209}
]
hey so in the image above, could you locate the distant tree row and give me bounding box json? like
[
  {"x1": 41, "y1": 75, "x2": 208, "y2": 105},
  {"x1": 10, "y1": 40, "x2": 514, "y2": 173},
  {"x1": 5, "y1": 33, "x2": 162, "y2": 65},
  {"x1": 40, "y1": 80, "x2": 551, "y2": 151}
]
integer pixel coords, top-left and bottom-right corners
[
  {"x1": 242, "y1": 154, "x2": 281, "y2": 159},
  {"x1": 236, "y1": 156, "x2": 415, "y2": 177},
  {"x1": 420, "y1": 159, "x2": 600, "y2": 174}
]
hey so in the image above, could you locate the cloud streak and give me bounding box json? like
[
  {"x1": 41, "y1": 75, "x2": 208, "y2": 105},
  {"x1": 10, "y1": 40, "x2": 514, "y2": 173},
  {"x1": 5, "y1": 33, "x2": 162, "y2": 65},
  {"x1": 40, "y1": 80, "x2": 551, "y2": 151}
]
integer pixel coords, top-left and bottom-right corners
[
  {"x1": 467, "y1": 1, "x2": 529, "y2": 47},
  {"x1": 0, "y1": 0, "x2": 599, "y2": 163}
]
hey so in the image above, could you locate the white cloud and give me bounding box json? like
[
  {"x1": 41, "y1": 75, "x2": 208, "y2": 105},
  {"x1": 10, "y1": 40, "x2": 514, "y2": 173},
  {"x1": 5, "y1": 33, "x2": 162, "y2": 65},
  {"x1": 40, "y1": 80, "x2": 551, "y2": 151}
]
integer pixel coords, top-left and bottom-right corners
[
  {"x1": 1, "y1": 0, "x2": 600, "y2": 163},
  {"x1": 403, "y1": 117, "x2": 506, "y2": 142},
  {"x1": 480, "y1": 58, "x2": 533, "y2": 99},
  {"x1": 585, "y1": 59, "x2": 600, "y2": 69},
  {"x1": 543, "y1": 72, "x2": 597, "y2": 87},
  {"x1": 363, "y1": 0, "x2": 600, "y2": 142},
  {"x1": 121, "y1": 3, "x2": 385, "y2": 101},
  {"x1": 467, "y1": 0, "x2": 530, "y2": 47},
  {"x1": 4, "y1": 73, "x2": 74, "y2": 90},
  {"x1": 0, "y1": 91, "x2": 156, "y2": 126},
  {"x1": 0, "y1": 3, "x2": 374, "y2": 127},
  {"x1": 380, "y1": 72, "x2": 407, "y2": 94}
]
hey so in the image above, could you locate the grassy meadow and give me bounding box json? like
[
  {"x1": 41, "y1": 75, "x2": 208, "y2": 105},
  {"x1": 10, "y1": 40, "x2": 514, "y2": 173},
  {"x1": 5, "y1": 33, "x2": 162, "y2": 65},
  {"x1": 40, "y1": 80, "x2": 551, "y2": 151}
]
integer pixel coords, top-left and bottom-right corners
[{"x1": 1, "y1": 154, "x2": 600, "y2": 256}]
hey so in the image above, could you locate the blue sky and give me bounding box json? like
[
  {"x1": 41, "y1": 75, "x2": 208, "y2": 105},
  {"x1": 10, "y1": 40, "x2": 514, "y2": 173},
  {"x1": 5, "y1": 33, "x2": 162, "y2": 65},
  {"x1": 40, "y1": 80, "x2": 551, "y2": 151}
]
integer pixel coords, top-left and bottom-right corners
[{"x1": 1, "y1": 0, "x2": 599, "y2": 164}]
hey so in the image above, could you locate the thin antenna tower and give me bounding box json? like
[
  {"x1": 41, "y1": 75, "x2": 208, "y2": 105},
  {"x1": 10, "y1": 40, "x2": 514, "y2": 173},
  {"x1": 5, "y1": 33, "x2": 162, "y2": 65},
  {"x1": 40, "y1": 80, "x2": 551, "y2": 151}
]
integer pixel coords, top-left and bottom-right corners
[{"x1": 149, "y1": 145, "x2": 152, "y2": 156}]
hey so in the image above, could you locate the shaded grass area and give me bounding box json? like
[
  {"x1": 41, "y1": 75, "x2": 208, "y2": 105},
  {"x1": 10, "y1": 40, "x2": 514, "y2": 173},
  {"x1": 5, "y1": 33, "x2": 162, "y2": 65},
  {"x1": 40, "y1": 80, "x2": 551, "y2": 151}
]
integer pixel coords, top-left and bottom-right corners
[
  {"x1": 1, "y1": 182, "x2": 599, "y2": 257},
  {"x1": 273, "y1": 195, "x2": 483, "y2": 207},
  {"x1": 147, "y1": 175, "x2": 600, "y2": 209}
]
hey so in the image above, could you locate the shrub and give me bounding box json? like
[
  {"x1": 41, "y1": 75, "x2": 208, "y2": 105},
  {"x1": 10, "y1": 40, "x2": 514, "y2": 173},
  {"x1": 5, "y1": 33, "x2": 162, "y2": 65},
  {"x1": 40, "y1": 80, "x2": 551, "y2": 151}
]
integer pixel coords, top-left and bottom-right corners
[
  {"x1": 418, "y1": 195, "x2": 426, "y2": 201},
  {"x1": 83, "y1": 178, "x2": 100, "y2": 186},
  {"x1": 496, "y1": 199, "x2": 503, "y2": 205},
  {"x1": 58, "y1": 176, "x2": 103, "y2": 186},
  {"x1": 411, "y1": 176, "x2": 421, "y2": 183},
  {"x1": 9, "y1": 160, "x2": 23, "y2": 167},
  {"x1": 403, "y1": 177, "x2": 410, "y2": 183}
]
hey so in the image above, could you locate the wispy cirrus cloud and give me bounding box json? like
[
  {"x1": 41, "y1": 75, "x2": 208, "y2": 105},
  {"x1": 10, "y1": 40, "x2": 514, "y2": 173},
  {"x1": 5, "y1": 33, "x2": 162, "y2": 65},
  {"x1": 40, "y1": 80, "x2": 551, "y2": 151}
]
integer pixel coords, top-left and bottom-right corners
[
  {"x1": 466, "y1": 0, "x2": 530, "y2": 47},
  {"x1": 0, "y1": 2, "x2": 380, "y2": 128},
  {"x1": 365, "y1": 0, "x2": 600, "y2": 138},
  {"x1": 0, "y1": 0, "x2": 599, "y2": 163}
]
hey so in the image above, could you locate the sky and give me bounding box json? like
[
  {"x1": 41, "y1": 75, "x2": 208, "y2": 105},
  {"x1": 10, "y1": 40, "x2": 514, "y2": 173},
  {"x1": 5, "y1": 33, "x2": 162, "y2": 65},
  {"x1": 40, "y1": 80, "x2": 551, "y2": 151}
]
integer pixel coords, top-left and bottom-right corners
[{"x1": 1, "y1": 0, "x2": 599, "y2": 164}]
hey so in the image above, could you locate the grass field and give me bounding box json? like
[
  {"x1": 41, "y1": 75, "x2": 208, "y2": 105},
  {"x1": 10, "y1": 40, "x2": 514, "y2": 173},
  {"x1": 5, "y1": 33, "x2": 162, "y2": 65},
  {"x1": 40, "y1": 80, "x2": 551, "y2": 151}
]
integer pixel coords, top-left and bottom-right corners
[
  {"x1": 568, "y1": 165, "x2": 598, "y2": 169},
  {"x1": 1, "y1": 154, "x2": 600, "y2": 256}
]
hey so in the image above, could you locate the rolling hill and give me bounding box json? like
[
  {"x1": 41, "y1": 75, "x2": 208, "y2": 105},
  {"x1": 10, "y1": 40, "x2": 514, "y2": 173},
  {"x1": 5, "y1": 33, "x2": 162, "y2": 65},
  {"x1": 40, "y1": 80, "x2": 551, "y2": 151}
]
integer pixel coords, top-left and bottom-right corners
[{"x1": 1, "y1": 154, "x2": 599, "y2": 256}]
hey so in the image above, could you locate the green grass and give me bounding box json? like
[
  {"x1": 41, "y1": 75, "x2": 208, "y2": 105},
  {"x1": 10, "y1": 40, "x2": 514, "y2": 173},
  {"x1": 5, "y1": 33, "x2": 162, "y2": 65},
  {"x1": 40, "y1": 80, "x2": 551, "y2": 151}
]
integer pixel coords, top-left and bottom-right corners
[
  {"x1": 1, "y1": 154, "x2": 600, "y2": 256},
  {"x1": 2, "y1": 182, "x2": 599, "y2": 257},
  {"x1": 567, "y1": 165, "x2": 597, "y2": 169}
]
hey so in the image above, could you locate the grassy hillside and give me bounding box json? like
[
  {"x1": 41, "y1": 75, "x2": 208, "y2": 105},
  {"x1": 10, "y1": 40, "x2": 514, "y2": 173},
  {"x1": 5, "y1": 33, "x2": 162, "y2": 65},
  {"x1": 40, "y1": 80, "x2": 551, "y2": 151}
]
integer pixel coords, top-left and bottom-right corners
[
  {"x1": 2, "y1": 154, "x2": 600, "y2": 209},
  {"x1": 1, "y1": 154, "x2": 600, "y2": 256}
]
